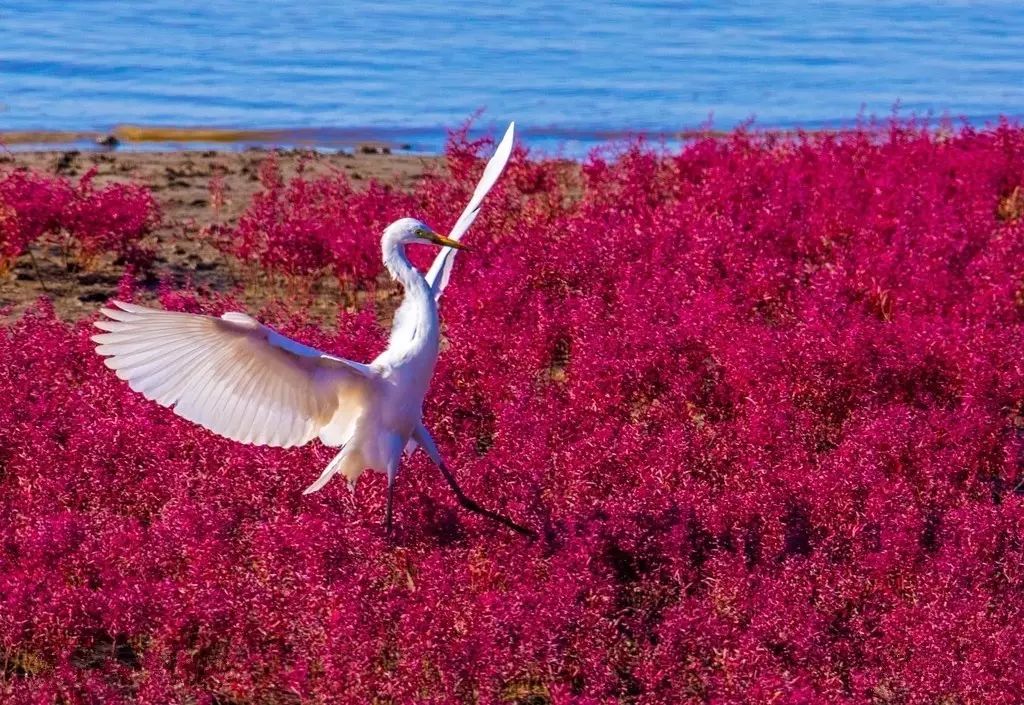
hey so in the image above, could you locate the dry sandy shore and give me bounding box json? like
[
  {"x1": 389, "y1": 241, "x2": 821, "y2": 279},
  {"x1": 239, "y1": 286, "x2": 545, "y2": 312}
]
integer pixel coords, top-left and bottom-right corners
[{"x1": 0, "y1": 149, "x2": 441, "y2": 323}]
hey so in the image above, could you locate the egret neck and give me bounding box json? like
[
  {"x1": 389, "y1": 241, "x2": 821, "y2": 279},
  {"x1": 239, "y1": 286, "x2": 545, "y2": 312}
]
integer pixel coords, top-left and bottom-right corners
[{"x1": 377, "y1": 224, "x2": 442, "y2": 397}]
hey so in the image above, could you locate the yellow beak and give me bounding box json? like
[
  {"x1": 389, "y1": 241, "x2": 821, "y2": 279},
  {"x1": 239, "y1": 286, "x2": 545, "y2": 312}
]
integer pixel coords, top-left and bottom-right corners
[{"x1": 427, "y1": 232, "x2": 468, "y2": 250}]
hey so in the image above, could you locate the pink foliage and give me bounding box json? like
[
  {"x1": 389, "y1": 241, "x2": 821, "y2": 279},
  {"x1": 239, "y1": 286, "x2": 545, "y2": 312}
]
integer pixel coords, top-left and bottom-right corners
[
  {"x1": 0, "y1": 170, "x2": 73, "y2": 263},
  {"x1": 4, "y1": 122, "x2": 1024, "y2": 702},
  {"x1": 0, "y1": 167, "x2": 159, "y2": 267},
  {"x1": 232, "y1": 155, "x2": 417, "y2": 281},
  {"x1": 62, "y1": 169, "x2": 160, "y2": 265}
]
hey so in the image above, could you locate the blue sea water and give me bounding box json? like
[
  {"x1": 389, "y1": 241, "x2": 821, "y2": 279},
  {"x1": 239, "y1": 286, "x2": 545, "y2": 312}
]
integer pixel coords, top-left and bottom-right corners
[{"x1": 2, "y1": 1, "x2": 1023, "y2": 152}]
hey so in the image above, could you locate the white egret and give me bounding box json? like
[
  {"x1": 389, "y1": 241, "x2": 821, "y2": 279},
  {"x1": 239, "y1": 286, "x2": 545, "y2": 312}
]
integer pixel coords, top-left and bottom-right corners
[{"x1": 93, "y1": 123, "x2": 532, "y2": 537}]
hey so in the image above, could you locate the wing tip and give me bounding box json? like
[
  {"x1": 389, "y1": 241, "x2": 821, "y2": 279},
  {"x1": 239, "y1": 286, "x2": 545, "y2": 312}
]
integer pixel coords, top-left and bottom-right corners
[
  {"x1": 499, "y1": 121, "x2": 516, "y2": 151},
  {"x1": 110, "y1": 300, "x2": 143, "y2": 314}
]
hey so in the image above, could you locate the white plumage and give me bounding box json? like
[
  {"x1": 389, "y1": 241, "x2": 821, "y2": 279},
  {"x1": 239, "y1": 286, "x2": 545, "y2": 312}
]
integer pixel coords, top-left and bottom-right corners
[
  {"x1": 94, "y1": 303, "x2": 370, "y2": 449},
  {"x1": 93, "y1": 123, "x2": 532, "y2": 536}
]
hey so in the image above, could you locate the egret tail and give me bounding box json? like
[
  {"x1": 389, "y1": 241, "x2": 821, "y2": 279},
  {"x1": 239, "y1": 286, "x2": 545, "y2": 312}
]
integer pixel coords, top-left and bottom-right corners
[{"x1": 304, "y1": 447, "x2": 362, "y2": 495}]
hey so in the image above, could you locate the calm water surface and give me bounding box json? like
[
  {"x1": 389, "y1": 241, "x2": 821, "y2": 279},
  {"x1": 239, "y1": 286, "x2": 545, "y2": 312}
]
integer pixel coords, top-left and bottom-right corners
[{"x1": 2, "y1": 1, "x2": 1023, "y2": 151}]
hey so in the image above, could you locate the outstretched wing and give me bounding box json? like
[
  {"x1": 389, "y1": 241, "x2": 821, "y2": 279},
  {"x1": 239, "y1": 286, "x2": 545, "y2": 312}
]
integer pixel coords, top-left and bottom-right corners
[
  {"x1": 425, "y1": 121, "x2": 516, "y2": 301},
  {"x1": 93, "y1": 301, "x2": 373, "y2": 448}
]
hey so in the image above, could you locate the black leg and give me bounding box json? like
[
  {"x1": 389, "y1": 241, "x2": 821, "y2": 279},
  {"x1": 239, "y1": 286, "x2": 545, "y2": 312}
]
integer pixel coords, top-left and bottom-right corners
[
  {"x1": 437, "y1": 462, "x2": 536, "y2": 538},
  {"x1": 385, "y1": 479, "x2": 395, "y2": 536}
]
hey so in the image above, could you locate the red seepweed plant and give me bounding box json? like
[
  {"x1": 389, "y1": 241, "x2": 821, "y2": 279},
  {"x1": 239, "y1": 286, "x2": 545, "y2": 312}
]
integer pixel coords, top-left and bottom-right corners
[
  {"x1": 0, "y1": 166, "x2": 159, "y2": 272},
  {"x1": 3, "y1": 121, "x2": 1024, "y2": 703}
]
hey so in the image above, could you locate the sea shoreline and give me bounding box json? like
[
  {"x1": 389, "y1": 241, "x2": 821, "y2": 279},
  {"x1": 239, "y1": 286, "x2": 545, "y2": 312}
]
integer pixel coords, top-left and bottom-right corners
[
  {"x1": 0, "y1": 123, "x2": 770, "y2": 157},
  {"x1": 5, "y1": 118, "x2": 1012, "y2": 159}
]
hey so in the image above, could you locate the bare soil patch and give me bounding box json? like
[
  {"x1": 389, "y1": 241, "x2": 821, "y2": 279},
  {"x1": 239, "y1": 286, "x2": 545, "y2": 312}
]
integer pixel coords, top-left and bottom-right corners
[{"x1": 0, "y1": 148, "x2": 440, "y2": 322}]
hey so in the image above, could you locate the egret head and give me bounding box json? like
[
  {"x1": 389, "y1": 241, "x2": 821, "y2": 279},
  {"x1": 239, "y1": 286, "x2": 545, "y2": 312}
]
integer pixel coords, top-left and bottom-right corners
[{"x1": 383, "y1": 217, "x2": 467, "y2": 250}]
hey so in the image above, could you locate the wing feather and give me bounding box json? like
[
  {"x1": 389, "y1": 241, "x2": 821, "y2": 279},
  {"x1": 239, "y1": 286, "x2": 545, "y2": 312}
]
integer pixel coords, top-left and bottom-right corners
[
  {"x1": 426, "y1": 121, "x2": 515, "y2": 301},
  {"x1": 228, "y1": 353, "x2": 267, "y2": 441},
  {"x1": 258, "y1": 372, "x2": 286, "y2": 446},
  {"x1": 193, "y1": 350, "x2": 237, "y2": 429},
  {"x1": 152, "y1": 344, "x2": 218, "y2": 406},
  {"x1": 218, "y1": 352, "x2": 260, "y2": 439},
  {"x1": 93, "y1": 301, "x2": 373, "y2": 448},
  {"x1": 170, "y1": 348, "x2": 222, "y2": 421}
]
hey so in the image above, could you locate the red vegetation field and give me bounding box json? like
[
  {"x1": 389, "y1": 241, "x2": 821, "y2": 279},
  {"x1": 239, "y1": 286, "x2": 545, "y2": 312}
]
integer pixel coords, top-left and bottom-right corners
[
  {"x1": 0, "y1": 167, "x2": 159, "y2": 272},
  {"x1": 3, "y1": 122, "x2": 1024, "y2": 703}
]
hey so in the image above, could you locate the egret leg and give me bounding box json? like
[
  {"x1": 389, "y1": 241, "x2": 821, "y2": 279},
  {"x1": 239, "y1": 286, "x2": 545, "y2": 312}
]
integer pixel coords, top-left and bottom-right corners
[
  {"x1": 413, "y1": 423, "x2": 535, "y2": 538},
  {"x1": 385, "y1": 479, "x2": 395, "y2": 536},
  {"x1": 436, "y1": 461, "x2": 536, "y2": 538}
]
